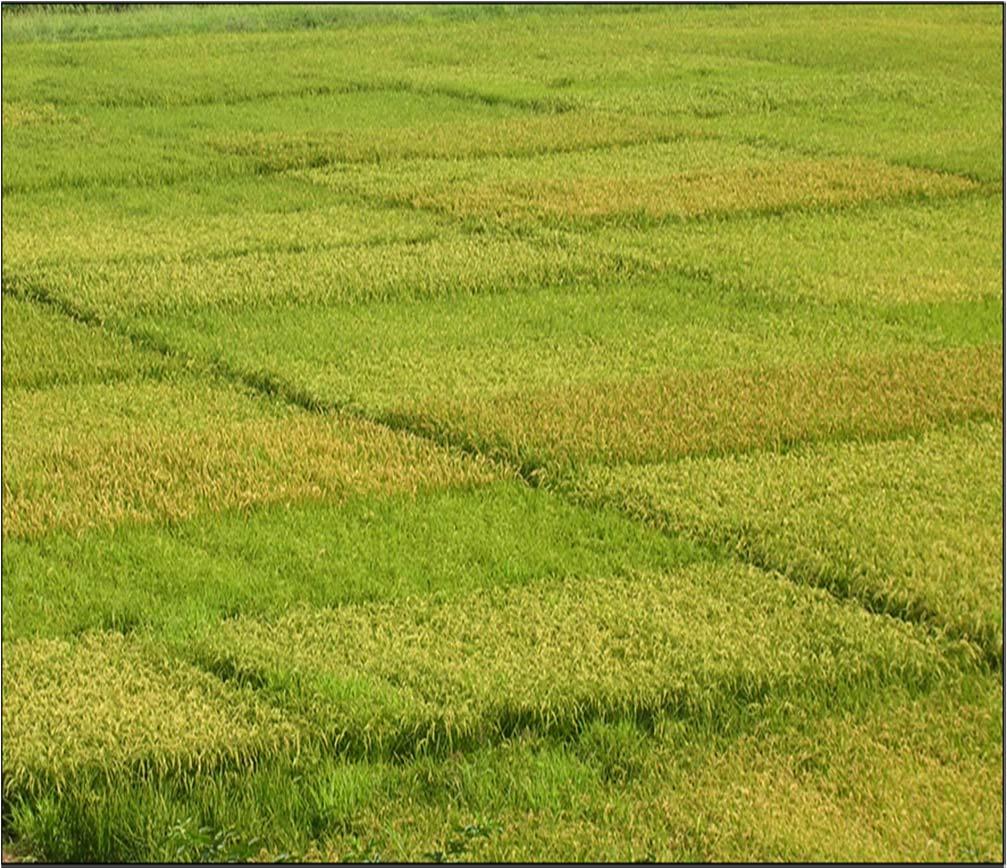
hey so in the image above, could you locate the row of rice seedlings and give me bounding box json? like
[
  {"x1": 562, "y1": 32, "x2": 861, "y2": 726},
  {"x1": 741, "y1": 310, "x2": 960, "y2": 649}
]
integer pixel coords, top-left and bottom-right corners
[
  {"x1": 401, "y1": 157, "x2": 977, "y2": 227},
  {"x1": 3, "y1": 480, "x2": 705, "y2": 641},
  {"x1": 213, "y1": 113, "x2": 706, "y2": 172},
  {"x1": 2, "y1": 175, "x2": 443, "y2": 269},
  {"x1": 10, "y1": 230, "x2": 645, "y2": 317},
  {"x1": 181, "y1": 562, "x2": 963, "y2": 761},
  {"x1": 603, "y1": 193, "x2": 1003, "y2": 305},
  {"x1": 5, "y1": 667, "x2": 999, "y2": 862},
  {"x1": 398, "y1": 345, "x2": 1001, "y2": 471},
  {"x1": 2, "y1": 632, "x2": 299, "y2": 801},
  {"x1": 565, "y1": 419, "x2": 1004, "y2": 662},
  {"x1": 1, "y1": 295, "x2": 170, "y2": 390},
  {"x1": 2, "y1": 377, "x2": 501, "y2": 539}
]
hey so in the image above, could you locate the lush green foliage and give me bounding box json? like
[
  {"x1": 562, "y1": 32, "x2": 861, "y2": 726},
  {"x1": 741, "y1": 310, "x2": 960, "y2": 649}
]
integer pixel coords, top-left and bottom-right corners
[
  {"x1": 3, "y1": 482, "x2": 704, "y2": 640},
  {"x1": 2, "y1": 3, "x2": 1002, "y2": 862},
  {"x1": 1, "y1": 295, "x2": 168, "y2": 389}
]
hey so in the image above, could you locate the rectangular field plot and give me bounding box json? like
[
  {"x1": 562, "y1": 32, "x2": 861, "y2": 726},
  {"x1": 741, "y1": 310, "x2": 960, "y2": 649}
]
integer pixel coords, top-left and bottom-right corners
[
  {"x1": 604, "y1": 195, "x2": 1003, "y2": 306},
  {"x1": 2, "y1": 52, "x2": 477, "y2": 193},
  {"x1": 568, "y1": 420, "x2": 1003, "y2": 660},
  {"x1": 2, "y1": 482, "x2": 703, "y2": 641},
  {"x1": 5, "y1": 670, "x2": 999, "y2": 863},
  {"x1": 138, "y1": 279, "x2": 962, "y2": 403},
  {"x1": 1, "y1": 81, "x2": 519, "y2": 194},
  {"x1": 214, "y1": 113, "x2": 696, "y2": 170},
  {"x1": 11, "y1": 231, "x2": 636, "y2": 317},
  {"x1": 2, "y1": 632, "x2": 297, "y2": 799},
  {"x1": 2, "y1": 173, "x2": 443, "y2": 269},
  {"x1": 405, "y1": 346, "x2": 1001, "y2": 469},
  {"x1": 2, "y1": 377, "x2": 498, "y2": 539},
  {"x1": 303, "y1": 140, "x2": 975, "y2": 228},
  {"x1": 181, "y1": 561, "x2": 953, "y2": 759}
]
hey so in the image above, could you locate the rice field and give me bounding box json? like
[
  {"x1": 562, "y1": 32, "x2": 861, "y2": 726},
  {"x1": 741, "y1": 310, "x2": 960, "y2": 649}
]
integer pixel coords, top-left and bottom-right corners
[{"x1": 1, "y1": 4, "x2": 1003, "y2": 862}]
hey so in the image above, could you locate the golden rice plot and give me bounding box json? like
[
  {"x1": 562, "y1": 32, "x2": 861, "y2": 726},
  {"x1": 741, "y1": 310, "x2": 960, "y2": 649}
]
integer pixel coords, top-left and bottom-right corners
[
  {"x1": 187, "y1": 563, "x2": 953, "y2": 758},
  {"x1": 10, "y1": 232, "x2": 637, "y2": 317},
  {"x1": 2, "y1": 633, "x2": 298, "y2": 799},
  {"x1": 568, "y1": 419, "x2": 1003, "y2": 660},
  {"x1": 2, "y1": 378, "x2": 502, "y2": 539},
  {"x1": 401, "y1": 157, "x2": 974, "y2": 225},
  {"x1": 401, "y1": 345, "x2": 1001, "y2": 469}
]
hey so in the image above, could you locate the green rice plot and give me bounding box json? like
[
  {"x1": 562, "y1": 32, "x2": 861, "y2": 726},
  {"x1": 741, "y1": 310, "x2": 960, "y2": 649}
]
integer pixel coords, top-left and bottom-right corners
[
  {"x1": 1, "y1": 295, "x2": 168, "y2": 390},
  {"x1": 1, "y1": 85, "x2": 522, "y2": 194},
  {"x1": 567, "y1": 419, "x2": 1003, "y2": 661},
  {"x1": 2, "y1": 481, "x2": 703, "y2": 642},
  {"x1": 181, "y1": 562, "x2": 958, "y2": 760},
  {"x1": 702, "y1": 98, "x2": 1002, "y2": 184},
  {"x1": 0, "y1": 114, "x2": 241, "y2": 196}
]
